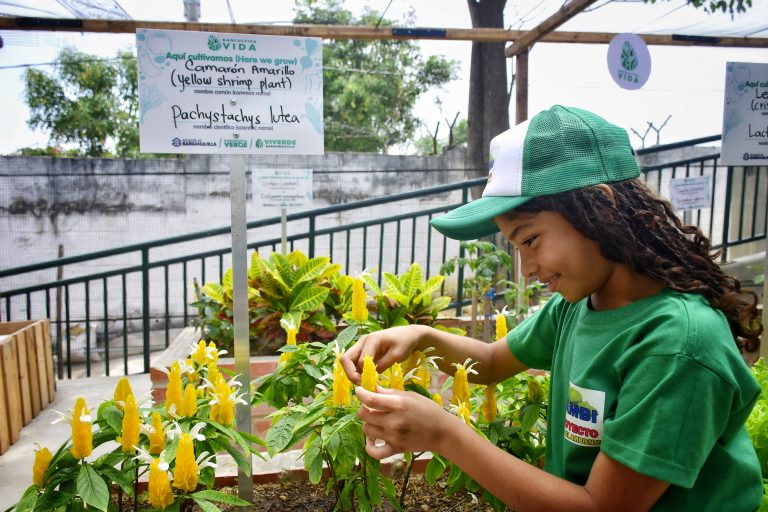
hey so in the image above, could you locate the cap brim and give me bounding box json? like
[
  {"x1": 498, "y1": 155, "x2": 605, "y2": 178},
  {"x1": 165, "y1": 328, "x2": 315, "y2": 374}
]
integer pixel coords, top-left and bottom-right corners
[{"x1": 430, "y1": 195, "x2": 531, "y2": 240}]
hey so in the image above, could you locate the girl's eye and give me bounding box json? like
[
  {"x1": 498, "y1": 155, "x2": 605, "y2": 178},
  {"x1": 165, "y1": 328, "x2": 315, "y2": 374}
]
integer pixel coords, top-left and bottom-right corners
[{"x1": 522, "y1": 235, "x2": 537, "y2": 247}]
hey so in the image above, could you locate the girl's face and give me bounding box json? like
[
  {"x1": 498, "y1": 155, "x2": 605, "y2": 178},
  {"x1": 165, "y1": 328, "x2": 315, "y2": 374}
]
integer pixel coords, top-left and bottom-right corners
[{"x1": 495, "y1": 211, "x2": 618, "y2": 306}]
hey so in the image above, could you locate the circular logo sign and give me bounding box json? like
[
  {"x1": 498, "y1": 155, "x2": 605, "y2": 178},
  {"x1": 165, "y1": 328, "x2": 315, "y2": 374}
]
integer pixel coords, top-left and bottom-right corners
[{"x1": 607, "y1": 33, "x2": 651, "y2": 90}]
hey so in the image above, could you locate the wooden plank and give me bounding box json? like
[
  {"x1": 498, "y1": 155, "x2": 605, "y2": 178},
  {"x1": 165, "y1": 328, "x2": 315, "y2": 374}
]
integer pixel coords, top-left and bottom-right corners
[
  {"x1": 14, "y1": 329, "x2": 32, "y2": 425},
  {"x1": 0, "y1": 320, "x2": 33, "y2": 336},
  {"x1": 0, "y1": 17, "x2": 765, "y2": 48},
  {"x1": 506, "y1": 0, "x2": 599, "y2": 57},
  {"x1": 0, "y1": 341, "x2": 9, "y2": 454},
  {"x1": 26, "y1": 324, "x2": 42, "y2": 417},
  {"x1": 34, "y1": 320, "x2": 53, "y2": 407},
  {"x1": 40, "y1": 321, "x2": 55, "y2": 405},
  {"x1": 0, "y1": 338, "x2": 23, "y2": 444}
]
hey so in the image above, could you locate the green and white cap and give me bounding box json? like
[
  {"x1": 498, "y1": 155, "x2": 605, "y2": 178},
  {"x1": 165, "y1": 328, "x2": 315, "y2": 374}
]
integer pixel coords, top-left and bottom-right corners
[{"x1": 430, "y1": 105, "x2": 640, "y2": 240}]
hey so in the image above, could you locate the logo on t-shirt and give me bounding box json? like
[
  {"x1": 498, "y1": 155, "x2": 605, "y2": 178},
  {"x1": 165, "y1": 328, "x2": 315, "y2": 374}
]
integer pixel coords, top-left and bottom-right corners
[{"x1": 564, "y1": 382, "x2": 605, "y2": 447}]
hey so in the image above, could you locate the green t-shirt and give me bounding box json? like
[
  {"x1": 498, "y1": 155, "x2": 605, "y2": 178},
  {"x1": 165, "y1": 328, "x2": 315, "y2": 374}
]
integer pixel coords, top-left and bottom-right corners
[{"x1": 508, "y1": 288, "x2": 763, "y2": 510}]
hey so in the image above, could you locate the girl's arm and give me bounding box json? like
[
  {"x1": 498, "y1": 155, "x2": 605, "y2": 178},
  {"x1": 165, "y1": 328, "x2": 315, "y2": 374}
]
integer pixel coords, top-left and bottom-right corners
[
  {"x1": 340, "y1": 324, "x2": 529, "y2": 385},
  {"x1": 356, "y1": 386, "x2": 670, "y2": 512}
]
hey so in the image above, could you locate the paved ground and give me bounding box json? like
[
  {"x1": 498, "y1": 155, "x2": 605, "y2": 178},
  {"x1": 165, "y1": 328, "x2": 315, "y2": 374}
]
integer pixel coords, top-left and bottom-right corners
[{"x1": 0, "y1": 373, "x2": 306, "y2": 511}]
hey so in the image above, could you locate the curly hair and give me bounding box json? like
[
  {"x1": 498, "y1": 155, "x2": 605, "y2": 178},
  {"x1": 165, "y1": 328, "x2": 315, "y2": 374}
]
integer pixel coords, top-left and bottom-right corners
[{"x1": 508, "y1": 178, "x2": 761, "y2": 354}]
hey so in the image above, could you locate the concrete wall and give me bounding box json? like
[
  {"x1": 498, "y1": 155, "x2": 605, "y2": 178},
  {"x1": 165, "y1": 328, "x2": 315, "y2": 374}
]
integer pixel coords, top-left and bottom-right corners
[{"x1": 0, "y1": 151, "x2": 472, "y2": 328}]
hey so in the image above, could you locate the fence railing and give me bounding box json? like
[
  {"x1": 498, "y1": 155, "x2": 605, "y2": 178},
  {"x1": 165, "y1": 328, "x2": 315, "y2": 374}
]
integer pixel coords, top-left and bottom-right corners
[{"x1": 1, "y1": 139, "x2": 766, "y2": 379}]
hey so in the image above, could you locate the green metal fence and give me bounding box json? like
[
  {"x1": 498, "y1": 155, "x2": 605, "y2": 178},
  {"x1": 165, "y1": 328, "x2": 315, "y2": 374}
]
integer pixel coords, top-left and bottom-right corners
[{"x1": 1, "y1": 139, "x2": 766, "y2": 378}]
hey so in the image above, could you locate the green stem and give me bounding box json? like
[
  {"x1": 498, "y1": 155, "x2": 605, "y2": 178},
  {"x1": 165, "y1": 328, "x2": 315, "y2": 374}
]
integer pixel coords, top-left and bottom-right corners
[
  {"x1": 323, "y1": 448, "x2": 344, "y2": 511},
  {"x1": 398, "y1": 452, "x2": 423, "y2": 507},
  {"x1": 133, "y1": 463, "x2": 139, "y2": 511},
  {"x1": 118, "y1": 459, "x2": 124, "y2": 512}
]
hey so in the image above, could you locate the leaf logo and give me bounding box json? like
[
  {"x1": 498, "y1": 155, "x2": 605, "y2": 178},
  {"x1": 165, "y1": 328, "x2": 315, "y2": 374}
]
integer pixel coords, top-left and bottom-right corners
[
  {"x1": 254, "y1": 139, "x2": 264, "y2": 148},
  {"x1": 621, "y1": 42, "x2": 638, "y2": 71},
  {"x1": 208, "y1": 35, "x2": 221, "y2": 51}
]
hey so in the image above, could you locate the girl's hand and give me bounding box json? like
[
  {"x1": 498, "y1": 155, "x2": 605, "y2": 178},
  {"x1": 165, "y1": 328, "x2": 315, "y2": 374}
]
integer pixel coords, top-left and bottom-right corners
[
  {"x1": 355, "y1": 385, "x2": 459, "y2": 460},
  {"x1": 340, "y1": 325, "x2": 427, "y2": 384}
]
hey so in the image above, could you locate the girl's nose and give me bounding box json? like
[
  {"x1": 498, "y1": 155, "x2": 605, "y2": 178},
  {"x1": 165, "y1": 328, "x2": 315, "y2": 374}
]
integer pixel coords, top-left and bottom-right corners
[{"x1": 520, "y1": 256, "x2": 538, "y2": 279}]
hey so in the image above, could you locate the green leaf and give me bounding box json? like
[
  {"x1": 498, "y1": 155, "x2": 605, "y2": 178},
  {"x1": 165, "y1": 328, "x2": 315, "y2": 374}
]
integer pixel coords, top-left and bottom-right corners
[
  {"x1": 294, "y1": 256, "x2": 330, "y2": 283},
  {"x1": 192, "y1": 490, "x2": 250, "y2": 506},
  {"x1": 289, "y1": 286, "x2": 329, "y2": 311},
  {"x1": 189, "y1": 496, "x2": 223, "y2": 512},
  {"x1": 200, "y1": 282, "x2": 225, "y2": 304},
  {"x1": 12, "y1": 485, "x2": 38, "y2": 512},
  {"x1": 98, "y1": 466, "x2": 134, "y2": 496},
  {"x1": 335, "y1": 325, "x2": 359, "y2": 349},
  {"x1": 521, "y1": 403, "x2": 541, "y2": 432},
  {"x1": 425, "y1": 456, "x2": 447, "y2": 485},
  {"x1": 303, "y1": 433, "x2": 324, "y2": 484},
  {"x1": 420, "y1": 274, "x2": 445, "y2": 295},
  {"x1": 266, "y1": 412, "x2": 296, "y2": 456},
  {"x1": 76, "y1": 464, "x2": 110, "y2": 511},
  {"x1": 100, "y1": 403, "x2": 122, "y2": 434},
  {"x1": 270, "y1": 252, "x2": 294, "y2": 287}
]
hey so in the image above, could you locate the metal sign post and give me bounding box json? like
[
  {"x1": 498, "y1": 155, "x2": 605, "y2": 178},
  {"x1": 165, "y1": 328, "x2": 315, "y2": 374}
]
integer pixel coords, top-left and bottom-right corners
[{"x1": 229, "y1": 154, "x2": 252, "y2": 505}]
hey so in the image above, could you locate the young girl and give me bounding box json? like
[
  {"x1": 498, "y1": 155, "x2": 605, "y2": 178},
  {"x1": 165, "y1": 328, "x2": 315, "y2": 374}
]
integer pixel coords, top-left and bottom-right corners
[{"x1": 340, "y1": 105, "x2": 764, "y2": 511}]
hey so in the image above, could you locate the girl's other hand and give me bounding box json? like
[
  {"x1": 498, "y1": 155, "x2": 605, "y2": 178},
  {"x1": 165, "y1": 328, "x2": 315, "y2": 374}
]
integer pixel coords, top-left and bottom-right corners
[
  {"x1": 355, "y1": 385, "x2": 458, "y2": 460},
  {"x1": 340, "y1": 325, "x2": 426, "y2": 384}
]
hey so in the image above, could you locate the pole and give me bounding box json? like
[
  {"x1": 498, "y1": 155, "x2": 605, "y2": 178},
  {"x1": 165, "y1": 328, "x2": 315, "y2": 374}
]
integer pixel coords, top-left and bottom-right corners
[
  {"x1": 281, "y1": 207, "x2": 288, "y2": 255},
  {"x1": 229, "y1": 154, "x2": 253, "y2": 506}
]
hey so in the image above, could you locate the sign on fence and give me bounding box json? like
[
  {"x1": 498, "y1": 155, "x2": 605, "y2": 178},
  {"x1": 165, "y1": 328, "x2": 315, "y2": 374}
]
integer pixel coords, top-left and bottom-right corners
[
  {"x1": 253, "y1": 168, "x2": 313, "y2": 210},
  {"x1": 669, "y1": 176, "x2": 712, "y2": 211},
  {"x1": 721, "y1": 61, "x2": 768, "y2": 165},
  {"x1": 136, "y1": 28, "x2": 324, "y2": 155}
]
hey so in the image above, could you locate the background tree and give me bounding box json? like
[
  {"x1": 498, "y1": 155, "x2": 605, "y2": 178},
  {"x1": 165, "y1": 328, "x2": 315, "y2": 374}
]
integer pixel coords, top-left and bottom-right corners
[
  {"x1": 294, "y1": 0, "x2": 458, "y2": 153},
  {"x1": 465, "y1": 0, "x2": 509, "y2": 183},
  {"x1": 24, "y1": 47, "x2": 138, "y2": 157},
  {"x1": 415, "y1": 118, "x2": 468, "y2": 156}
]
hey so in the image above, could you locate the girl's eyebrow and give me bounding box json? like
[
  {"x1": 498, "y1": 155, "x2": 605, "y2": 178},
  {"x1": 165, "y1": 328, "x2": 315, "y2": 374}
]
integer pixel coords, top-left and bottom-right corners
[{"x1": 508, "y1": 221, "x2": 534, "y2": 242}]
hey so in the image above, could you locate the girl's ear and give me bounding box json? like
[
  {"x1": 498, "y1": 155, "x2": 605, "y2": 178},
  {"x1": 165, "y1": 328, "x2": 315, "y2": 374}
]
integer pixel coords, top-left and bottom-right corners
[{"x1": 595, "y1": 184, "x2": 617, "y2": 205}]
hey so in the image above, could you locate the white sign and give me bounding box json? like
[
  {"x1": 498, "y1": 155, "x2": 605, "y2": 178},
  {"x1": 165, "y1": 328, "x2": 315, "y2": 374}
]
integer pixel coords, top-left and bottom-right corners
[
  {"x1": 253, "y1": 168, "x2": 313, "y2": 210},
  {"x1": 136, "y1": 29, "x2": 324, "y2": 155},
  {"x1": 669, "y1": 176, "x2": 712, "y2": 211},
  {"x1": 721, "y1": 62, "x2": 768, "y2": 165},
  {"x1": 606, "y1": 34, "x2": 651, "y2": 90}
]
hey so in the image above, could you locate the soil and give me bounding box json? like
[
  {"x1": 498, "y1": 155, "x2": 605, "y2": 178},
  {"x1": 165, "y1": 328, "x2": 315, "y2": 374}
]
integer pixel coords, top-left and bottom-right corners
[{"x1": 114, "y1": 473, "x2": 500, "y2": 511}]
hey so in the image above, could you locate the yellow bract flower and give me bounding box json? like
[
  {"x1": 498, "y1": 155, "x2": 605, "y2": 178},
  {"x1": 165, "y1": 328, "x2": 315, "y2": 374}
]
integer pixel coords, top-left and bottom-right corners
[
  {"x1": 387, "y1": 362, "x2": 405, "y2": 391},
  {"x1": 414, "y1": 365, "x2": 431, "y2": 388},
  {"x1": 451, "y1": 358, "x2": 478, "y2": 406},
  {"x1": 456, "y1": 401, "x2": 472, "y2": 425},
  {"x1": 211, "y1": 379, "x2": 235, "y2": 425},
  {"x1": 70, "y1": 397, "x2": 92, "y2": 460},
  {"x1": 172, "y1": 433, "x2": 198, "y2": 492},
  {"x1": 278, "y1": 328, "x2": 297, "y2": 365},
  {"x1": 119, "y1": 394, "x2": 140, "y2": 453},
  {"x1": 351, "y1": 277, "x2": 368, "y2": 322},
  {"x1": 165, "y1": 361, "x2": 183, "y2": 416},
  {"x1": 527, "y1": 379, "x2": 544, "y2": 403},
  {"x1": 206, "y1": 363, "x2": 221, "y2": 393},
  {"x1": 32, "y1": 446, "x2": 52, "y2": 487},
  {"x1": 149, "y1": 411, "x2": 165, "y2": 455},
  {"x1": 190, "y1": 340, "x2": 207, "y2": 366},
  {"x1": 482, "y1": 384, "x2": 497, "y2": 423},
  {"x1": 495, "y1": 311, "x2": 508, "y2": 341},
  {"x1": 432, "y1": 393, "x2": 444, "y2": 407},
  {"x1": 180, "y1": 383, "x2": 198, "y2": 417},
  {"x1": 361, "y1": 355, "x2": 379, "y2": 392},
  {"x1": 452, "y1": 365, "x2": 470, "y2": 406},
  {"x1": 113, "y1": 376, "x2": 133, "y2": 411},
  {"x1": 332, "y1": 356, "x2": 351, "y2": 407},
  {"x1": 148, "y1": 458, "x2": 174, "y2": 510}
]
